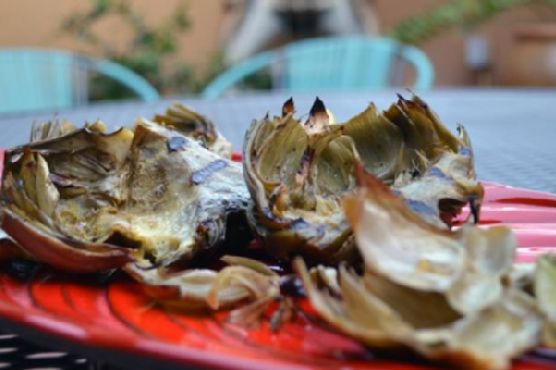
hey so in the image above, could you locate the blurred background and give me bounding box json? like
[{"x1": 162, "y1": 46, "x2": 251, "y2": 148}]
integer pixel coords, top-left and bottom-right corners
[{"x1": 2, "y1": 0, "x2": 556, "y2": 111}]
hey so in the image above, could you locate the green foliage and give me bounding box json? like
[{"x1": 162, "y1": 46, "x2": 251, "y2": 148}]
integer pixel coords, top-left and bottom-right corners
[
  {"x1": 390, "y1": 0, "x2": 556, "y2": 45},
  {"x1": 61, "y1": 0, "x2": 222, "y2": 99}
]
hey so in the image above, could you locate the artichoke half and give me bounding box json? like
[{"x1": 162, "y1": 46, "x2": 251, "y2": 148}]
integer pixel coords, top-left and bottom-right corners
[
  {"x1": 295, "y1": 169, "x2": 541, "y2": 370},
  {"x1": 244, "y1": 95, "x2": 483, "y2": 264},
  {"x1": 244, "y1": 98, "x2": 358, "y2": 264},
  {"x1": 2, "y1": 122, "x2": 135, "y2": 272},
  {"x1": 0, "y1": 106, "x2": 248, "y2": 274},
  {"x1": 346, "y1": 95, "x2": 483, "y2": 227},
  {"x1": 3, "y1": 120, "x2": 248, "y2": 271},
  {"x1": 0, "y1": 104, "x2": 283, "y2": 310}
]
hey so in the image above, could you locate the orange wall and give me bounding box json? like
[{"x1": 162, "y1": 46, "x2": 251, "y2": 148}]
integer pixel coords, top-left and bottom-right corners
[
  {"x1": 1, "y1": 0, "x2": 555, "y2": 86},
  {"x1": 374, "y1": 0, "x2": 556, "y2": 85},
  {"x1": 0, "y1": 0, "x2": 225, "y2": 71}
]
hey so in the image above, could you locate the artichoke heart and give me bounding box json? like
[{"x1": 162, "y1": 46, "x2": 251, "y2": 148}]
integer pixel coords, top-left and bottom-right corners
[
  {"x1": 1, "y1": 116, "x2": 249, "y2": 273},
  {"x1": 294, "y1": 168, "x2": 541, "y2": 370},
  {"x1": 244, "y1": 95, "x2": 483, "y2": 264}
]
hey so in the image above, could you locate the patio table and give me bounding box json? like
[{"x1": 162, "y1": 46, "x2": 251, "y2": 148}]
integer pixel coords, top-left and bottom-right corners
[
  {"x1": 0, "y1": 88, "x2": 554, "y2": 369},
  {"x1": 1, "y1": 88, "x2": 555, "y2": 193}
]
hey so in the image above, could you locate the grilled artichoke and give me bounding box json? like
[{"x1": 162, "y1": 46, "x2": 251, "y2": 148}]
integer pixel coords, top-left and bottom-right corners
[
  {"x1": 1, "y1": 117, "x2": 248, "y2": 274},
  {"x1": 295, "y1": 169, "x2": 541, "y2": 370},
  {"x1": 244, "y1": 95, "x2": 483, "y2": 264},
  {"x1": 244, "y1": 98, "x2": 358, "y2": 264},
  {"x1": 345, "y1": 95, "x2": 483, "y2": 226}
]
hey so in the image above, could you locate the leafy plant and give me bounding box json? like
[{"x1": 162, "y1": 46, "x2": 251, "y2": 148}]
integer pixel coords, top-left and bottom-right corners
[
  {"x1": 61, "y1": 0, "x2": 223, "y2": 99},
  {"x1": 390, "y1": 0, "x2": 556, "y2": 45}
]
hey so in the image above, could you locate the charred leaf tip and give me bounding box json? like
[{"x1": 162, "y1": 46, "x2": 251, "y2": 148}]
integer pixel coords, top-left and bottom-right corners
[
  {"x1": 282, "y1": 97, "x2": 295, "y2": 116},
  {"x1": 310, "y1": 97, "x2": 326, "y2": 116},
  {"x1": 469, "y1": 196, "x2": 480, "y2": 224}
]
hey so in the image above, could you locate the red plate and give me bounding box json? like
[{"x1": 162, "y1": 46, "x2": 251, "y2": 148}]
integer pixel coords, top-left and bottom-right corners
[{"x1": 1, "y1": 150, "x2": 556, "y2": 369}]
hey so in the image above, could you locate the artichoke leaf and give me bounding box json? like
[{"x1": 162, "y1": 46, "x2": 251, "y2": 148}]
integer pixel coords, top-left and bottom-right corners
[
  {"x1": 296, "y1": 257, "x2": 541, "y2": 370},
  {"x1": 294, "y1": 258, "x2": 408, "y2": 347},
  {"x1": 126, "y1": 255, "x2": 279, "y2": 311},
  {"x1": 534, "y1": 254, "x2": 556, "y2": 347},
  {"x1": 343, "y1": 168, "x2": 513, "y2": 314},
  {"x1": 343, "y1": 95, "x2": 482, "y2": 226},
  {"x1": 153, "y1": 102, "x2": 232, "y2": 158},
  {"x1": 342, "y1": 103, "x2": 406, "y2": 182}
]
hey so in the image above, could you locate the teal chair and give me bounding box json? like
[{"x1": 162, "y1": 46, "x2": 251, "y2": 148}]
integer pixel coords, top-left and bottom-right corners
[
  {"x1": 202, "y1": 37, "x2": 434, "y2": 99},
  {"x1": 0, "y1": 49, "x2": 160, "y2": 114}
]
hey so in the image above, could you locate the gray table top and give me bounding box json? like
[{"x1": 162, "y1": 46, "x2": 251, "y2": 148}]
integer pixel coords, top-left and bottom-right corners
[{"x1": 0, "y1": 88, "x2": 555, "y2": 193}]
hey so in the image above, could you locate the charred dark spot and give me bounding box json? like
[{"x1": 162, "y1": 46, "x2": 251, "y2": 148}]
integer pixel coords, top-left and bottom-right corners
[
  {"x1": 309, "y1": 97, "x2": 326, "y2": 116},
  {"x1": 221, "y1": 211, "x2": 253, "y2": 254},
  {"x1": 439, "y1": 198, "x2": 467, "y2": 226},
  {"x1": 280, "y1": 274, "x2": 305, "y2": 297},
  {"x1": 194, "y1": 219, "x2": 218, "y2": 247},
  {"x1": 105, "y1": 231, "x2": 142, "y2": 249},
  {"x1": 166, "y1": 136, "x2": 188, "y2": 152},
  {"x1": 191, "y1": 159, "x2": 228, "y2": 185},
  {"x1": 282, "y1": 97, "x2": 294, "y2": 117},
  {"x1": 469, "y1": 195, "x2": 480, "y2": 224},
  {"x1": 6, "y1": 259, "x2": 39, "y2": 281},
  {"x1": 297, "y1": 148, "x2": 315, "y2": 175},
  {"x1": 142, "y1": 250, "x2": 158, "y2": 265},
  {"x1": 396, "y1": 93, "x2": 411, "y2": 106}
]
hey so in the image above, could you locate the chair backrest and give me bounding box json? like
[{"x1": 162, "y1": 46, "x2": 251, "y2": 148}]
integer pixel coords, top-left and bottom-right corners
[
  {"x1": 202, "y1": 36, "x2": 434, "y2": 99},
  {"x1": 0, "y1": 49, "x2": 159, "y2": 114}
]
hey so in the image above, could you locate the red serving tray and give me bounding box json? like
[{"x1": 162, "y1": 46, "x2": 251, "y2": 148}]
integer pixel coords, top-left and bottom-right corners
[{"x1": 0, "y1": 150, "x2": 555, "y2": 369}]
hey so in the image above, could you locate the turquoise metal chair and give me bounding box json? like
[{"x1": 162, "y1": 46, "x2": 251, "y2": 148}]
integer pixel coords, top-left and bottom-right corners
[
  {"x1": 202, "y1": 37, "x2": 434, "y2": 99},
  {"x1": 0, "y1": 49, "x2": 159, "y2": 114}
]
